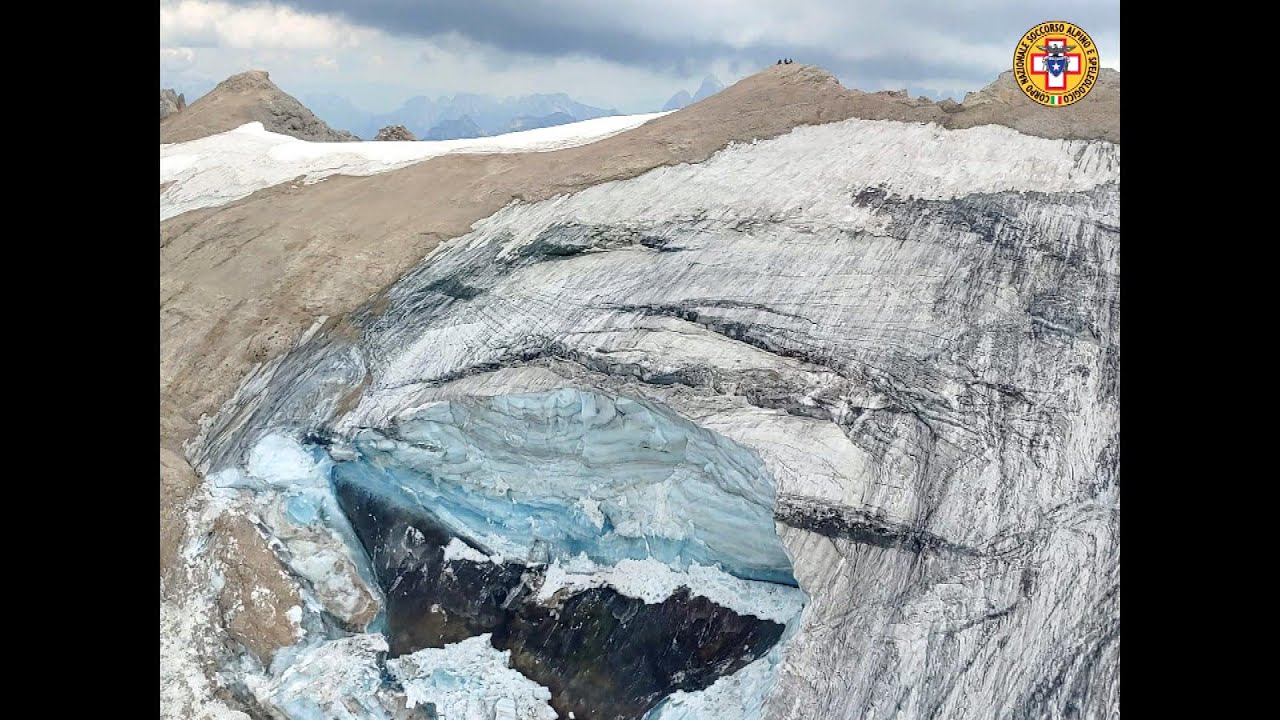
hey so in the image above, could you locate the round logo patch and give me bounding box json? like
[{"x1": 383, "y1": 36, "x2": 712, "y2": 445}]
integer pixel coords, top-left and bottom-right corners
[{"x1": 1013, "y1": 21, "x2": 1101, "y2": 107}]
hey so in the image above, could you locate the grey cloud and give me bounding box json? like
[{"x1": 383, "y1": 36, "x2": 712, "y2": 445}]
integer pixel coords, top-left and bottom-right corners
[
  {"x1": 231, "y1": 0, "x2": 710, "y2": 71},
  {"x1": 220, "y1": 1, "x2": 1118, "y2": 92}
]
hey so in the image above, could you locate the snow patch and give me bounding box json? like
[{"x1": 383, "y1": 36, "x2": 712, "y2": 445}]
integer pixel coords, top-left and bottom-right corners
[
  {"x1": 388, "y1": 634, "x2": 557, "y2": 720},
  {"x1": 159, "y1": 154, "x2": 197, "y2": 177},
  {"x1": 536, "y1": 555, "x2": 804, "y2": 624},
  {"x1": 576, "y1": 497, "x2": 605, "y2": 529},
  {"x1": 246, "y1": 433, "x2": 326, "y2": 487},
  {"x1": 442, "y1": 537, "x2": 495, "y2": 564},
  {"x1": 160, "y1": 113, "x2": 670, "y2": 221},
  {"x1": 286, "y1": 605, "x2": 305, "y2": 639},
  {"x1": 245, "y1": 634, "x2": 390, "y2": 719},
  {"x1": 161, "y1": 596, "x2": 254, "y2": 720}
]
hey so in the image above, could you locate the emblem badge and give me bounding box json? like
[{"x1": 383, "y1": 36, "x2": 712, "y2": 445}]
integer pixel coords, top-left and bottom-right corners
[{"x1": 1013, "y1": 21, "x2": 1101, "y2": 107}]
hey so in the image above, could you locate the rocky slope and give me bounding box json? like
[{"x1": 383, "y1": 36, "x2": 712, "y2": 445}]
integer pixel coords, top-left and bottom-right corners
[
  {"x1": 160, "y1": 70, "x2": 359, "y2": 144},
  {"x1": 160, "y1": 63, "x2": 1119, "y2": 719},
  {"x1": 160, "y1": 88, "x2": 186, "y2": 120},
  {"x1": 949, "y1": 69, "x2": 1120, "y2": 144}
]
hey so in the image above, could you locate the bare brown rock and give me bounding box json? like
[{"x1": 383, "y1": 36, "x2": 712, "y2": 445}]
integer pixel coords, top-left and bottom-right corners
[
  {"x1": 160, "y1": 70, "x2": 359, "y2": 144},
  {"x1": 947, "y1": 68, "x2": 1120, "y2": 144},
  {"x1": 211, "y1": 515, "x2": 304, "y2": 666},
  {"x1": 159, "y1": 446, "x2": 199, "y2": 588}
]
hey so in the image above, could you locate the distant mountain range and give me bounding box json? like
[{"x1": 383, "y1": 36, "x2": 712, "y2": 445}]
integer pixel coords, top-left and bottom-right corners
[
  {"x1": 424, "y1": 115, "x2": 483, "y2": 141},
  {"x1": 305, "y1": 76, "x2": 728, "y2": 141},
  {"x1": 164, "y1": 73, "x2": 733, "y2": 143},
  {"x1": 661, "y1": 90, "x2": 692, "y2": 112},
  {"x1": 663, "y1": 75, "x2": 725, "y2": 111},
  {"x1": 303, "y1": 92, "x2": 619, "y2": 141}
]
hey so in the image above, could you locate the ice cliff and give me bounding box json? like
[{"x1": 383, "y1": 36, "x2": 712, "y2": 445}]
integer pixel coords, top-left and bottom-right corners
[{"x1": 185, "y1": 114, "x2": 1119, "y2": 719}]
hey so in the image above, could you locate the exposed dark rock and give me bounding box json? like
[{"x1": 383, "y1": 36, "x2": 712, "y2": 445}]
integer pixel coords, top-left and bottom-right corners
[
  {"x1": 334, "y1": 478, "x2": 786, "y2": 720},
  {"x1": 374, "y1": 125, "x2": 417, "y2": 142},
  {"x1": 161, "y1": 89, "x2": 186, "y2": 120},
  {"x1": 501, "y1": 587, "x2": 781, "y2": 720}
]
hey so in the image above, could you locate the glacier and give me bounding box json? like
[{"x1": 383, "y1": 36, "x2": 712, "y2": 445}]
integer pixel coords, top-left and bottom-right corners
[{"x1": 184, "y1": 114, "x2": 1119, "y2": 719}]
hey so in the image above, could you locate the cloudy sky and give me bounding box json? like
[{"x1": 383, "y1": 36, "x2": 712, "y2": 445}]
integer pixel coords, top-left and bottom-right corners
[{"x1": 160, "y1": 0, "x2": 1120, "y2": 114}]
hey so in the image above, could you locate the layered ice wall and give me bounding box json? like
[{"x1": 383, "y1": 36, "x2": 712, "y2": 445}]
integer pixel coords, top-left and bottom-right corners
[
  {"x1": 334, "y1": 388, "x2": 794, "y2": 584},
  {"x1": 188, "y1": 116, "x2": 1120, "y2": 719}
]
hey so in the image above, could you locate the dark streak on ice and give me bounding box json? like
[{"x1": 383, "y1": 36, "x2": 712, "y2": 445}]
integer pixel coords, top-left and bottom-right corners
[{"x1": 775, "y1": 496, "x2": 980, "y2": 556}]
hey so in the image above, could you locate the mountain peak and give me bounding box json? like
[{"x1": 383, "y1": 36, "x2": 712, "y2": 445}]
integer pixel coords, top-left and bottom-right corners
[
  {"x1": 693, "y1": 74, "x2": 724, "y2": 102},
  {"x1": 662, "y1": 90, "x2": 693, "y2": 112},
  {"x1": 217, "y1": 69, "x2": 276, "y2": 92},
  {"x1": 160, "y1": 68, "x2": 358, "y2": 144},
  {"x1": 160, "y1": 89, "x2": 186, "y2": 120},
  {"x1": 662, "y1": 73, "x2": 726, "y2": 111}
]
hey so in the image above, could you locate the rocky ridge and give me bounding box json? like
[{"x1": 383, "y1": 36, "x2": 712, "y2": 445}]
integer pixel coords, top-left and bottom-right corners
[{"x1": 159, "y1": 70, "x2": 359, "y2": 144}]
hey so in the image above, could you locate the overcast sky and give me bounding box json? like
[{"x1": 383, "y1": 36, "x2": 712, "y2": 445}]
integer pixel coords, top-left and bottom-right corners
[{"x1": 160, "y1": 0, "x2": 1120, "y2": 114}]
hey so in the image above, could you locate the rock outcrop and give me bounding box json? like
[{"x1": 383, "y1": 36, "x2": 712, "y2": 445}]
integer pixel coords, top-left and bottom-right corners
[
  {"x1": 159, "y1": 70, "x2": 359, "y2": 144},
  {"x1": 373, "y1": 124, "x2": 417, "y2": 141},
  {"x1": 160, "y1": 89, "x2": 185, "y2": 120},
  {"x1": 161, "y1": 62, "x2": 1119, "y2": 719},
  {"x1": 949, "y1": 69, "x2": 1120, "y2": 144}
]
